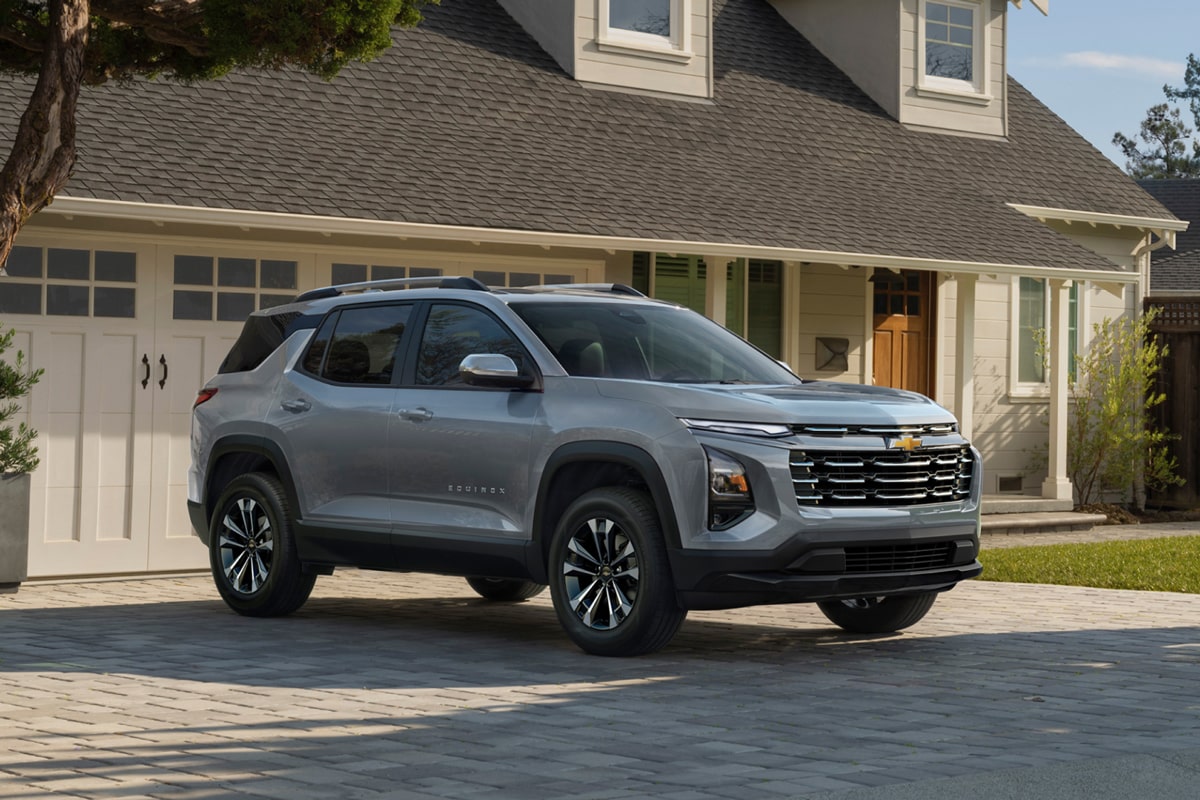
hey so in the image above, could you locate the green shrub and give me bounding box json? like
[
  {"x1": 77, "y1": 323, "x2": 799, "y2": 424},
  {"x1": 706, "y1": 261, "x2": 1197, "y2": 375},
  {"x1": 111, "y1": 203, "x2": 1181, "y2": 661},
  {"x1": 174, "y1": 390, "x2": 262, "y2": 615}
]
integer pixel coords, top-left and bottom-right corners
[{"x1": 0, "y1": 325, "x2": 43, "y2": 474}]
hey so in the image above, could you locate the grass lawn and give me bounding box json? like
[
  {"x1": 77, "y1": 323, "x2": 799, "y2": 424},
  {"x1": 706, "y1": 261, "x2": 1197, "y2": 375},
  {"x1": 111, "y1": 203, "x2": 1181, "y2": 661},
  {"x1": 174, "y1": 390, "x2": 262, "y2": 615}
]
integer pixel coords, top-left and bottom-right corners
[{"x1": 979, "y1": 536, "x2": 1200, "y2": 594}]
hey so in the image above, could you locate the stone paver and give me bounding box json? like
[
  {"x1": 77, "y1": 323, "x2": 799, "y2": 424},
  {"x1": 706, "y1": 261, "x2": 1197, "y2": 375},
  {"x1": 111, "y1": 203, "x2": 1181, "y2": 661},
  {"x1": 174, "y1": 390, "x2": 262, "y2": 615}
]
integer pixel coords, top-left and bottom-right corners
[{"x1": 1, "y1": 570, "x2": 1199, "y2": 799}]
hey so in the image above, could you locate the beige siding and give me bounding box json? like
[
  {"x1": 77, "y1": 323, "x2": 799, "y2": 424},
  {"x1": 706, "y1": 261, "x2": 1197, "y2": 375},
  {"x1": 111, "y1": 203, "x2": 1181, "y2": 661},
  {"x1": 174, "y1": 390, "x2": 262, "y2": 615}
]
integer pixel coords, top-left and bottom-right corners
[
  {"x1": 769, "y1": 0, "x2": 901, "y2": 119},
  {"x1": 574, "y1": 0, "x2": 711, "y2": 98},
  {"x1": 498, "y1": 0, "x2": 577, "y2": 75},
  {"x1": 788, "y1": 263, "x2": 869, "y2": 383},
  {"x1": 899, "y1": 0, "x2": 1006, "y2": 138}
]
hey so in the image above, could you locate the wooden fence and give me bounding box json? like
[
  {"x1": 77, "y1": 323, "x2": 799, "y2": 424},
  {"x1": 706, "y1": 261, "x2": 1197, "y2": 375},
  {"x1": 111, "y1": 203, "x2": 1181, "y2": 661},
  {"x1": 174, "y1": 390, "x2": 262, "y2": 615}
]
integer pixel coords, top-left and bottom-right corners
[{"x1": 1145, "y1": 297, "x2": 1200, "y2": 507}]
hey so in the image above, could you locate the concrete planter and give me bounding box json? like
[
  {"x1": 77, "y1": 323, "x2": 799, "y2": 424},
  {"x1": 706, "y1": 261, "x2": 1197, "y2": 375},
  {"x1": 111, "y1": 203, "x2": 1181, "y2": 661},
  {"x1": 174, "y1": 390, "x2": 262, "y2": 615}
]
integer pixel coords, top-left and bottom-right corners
[{"x1": 0, "y1": 472, "x2": 31, "y2": 593}]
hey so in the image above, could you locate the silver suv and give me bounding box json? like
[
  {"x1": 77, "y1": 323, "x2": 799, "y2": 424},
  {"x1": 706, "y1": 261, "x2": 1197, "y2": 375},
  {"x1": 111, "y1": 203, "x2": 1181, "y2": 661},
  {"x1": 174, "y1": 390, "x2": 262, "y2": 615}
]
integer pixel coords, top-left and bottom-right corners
[{"x1": 189, "y1": 277, "x2": 982, "y2": 656}]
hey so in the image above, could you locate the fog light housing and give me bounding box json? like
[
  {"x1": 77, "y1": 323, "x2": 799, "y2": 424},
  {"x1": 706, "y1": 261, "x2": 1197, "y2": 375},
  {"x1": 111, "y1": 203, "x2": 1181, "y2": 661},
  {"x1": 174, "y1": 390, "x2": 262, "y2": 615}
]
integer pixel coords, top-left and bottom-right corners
[{"x1": 705, "y1": 446, "x2": 755, "y2": 530}]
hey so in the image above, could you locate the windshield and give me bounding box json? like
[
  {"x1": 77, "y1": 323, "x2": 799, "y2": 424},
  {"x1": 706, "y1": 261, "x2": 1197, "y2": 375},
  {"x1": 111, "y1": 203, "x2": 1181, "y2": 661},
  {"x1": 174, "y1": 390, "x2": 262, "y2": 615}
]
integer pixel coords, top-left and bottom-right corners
[{"x1": 511, "y1": 300, "x2": 800, "y2": 385}]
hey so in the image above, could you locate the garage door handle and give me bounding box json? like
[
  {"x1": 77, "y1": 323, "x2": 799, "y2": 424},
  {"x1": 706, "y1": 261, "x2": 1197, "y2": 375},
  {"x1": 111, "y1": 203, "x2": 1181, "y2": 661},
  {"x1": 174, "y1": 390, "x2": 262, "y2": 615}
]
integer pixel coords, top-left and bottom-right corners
[
  {"x1": 158, "y1": 354, "x2": 168, "y2": 390},
  {"x1": 281, "y1": 399, "x2": 311, "y2": 414},
  {"x1": 141, "y1": 354, "x2": 150, "y2": 390},
  {"x1": 398, "y1": 407, "x2": 434, "y2": 422}
]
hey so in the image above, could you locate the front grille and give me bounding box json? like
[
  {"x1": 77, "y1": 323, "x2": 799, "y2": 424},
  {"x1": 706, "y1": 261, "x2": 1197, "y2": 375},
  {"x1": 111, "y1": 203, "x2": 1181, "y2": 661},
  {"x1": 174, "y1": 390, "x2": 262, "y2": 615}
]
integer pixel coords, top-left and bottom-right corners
[
  {"x1": 844, "y1": 541, "x2": 956, "y2": 573},
  {"x1": 791, "y1": 445, "x2": 973, "y2": 506},
  {"x1": 790, "y1": 422, "x2": 957, "y2": 437}
]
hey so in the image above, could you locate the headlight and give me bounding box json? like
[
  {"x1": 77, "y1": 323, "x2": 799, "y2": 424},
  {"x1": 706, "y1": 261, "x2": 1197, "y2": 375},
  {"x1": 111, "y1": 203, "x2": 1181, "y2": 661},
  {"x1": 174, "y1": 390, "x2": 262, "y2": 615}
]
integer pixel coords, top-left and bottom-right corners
[
  {"x1": 704, "y1": 446, "x2": 755, "y2": 530},
  {"x1": 682, "y1": 418, "x2": 792, "y2": 438}
]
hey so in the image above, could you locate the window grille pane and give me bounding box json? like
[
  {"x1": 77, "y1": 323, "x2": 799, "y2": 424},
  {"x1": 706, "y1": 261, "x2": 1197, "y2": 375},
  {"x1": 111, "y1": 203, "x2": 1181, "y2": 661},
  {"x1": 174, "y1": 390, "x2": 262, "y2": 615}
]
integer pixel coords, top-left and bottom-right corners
[
  {"x1": 47, "y1": 248, "x2": 89, "y2": 280},
  {"x1": 218, "y1": 257, "x2": 256, "y2": 287},
  {"x1": 6, "y1": 246, "x2": 43, "y2": 278},
  {"x1": 410, "y1": 267, "x2": 442, "y2": 278},
  {"x1": 174, "y1": 290, "x2": 212, "y2": 320},
  {"x1": 175, "y1": 256, "x2": 213, "y2": 286},
  {"x1": 926, "y1": 2, "x2": 949, "y2": 22},
  {"x1": 510, "y1": 272, "x2": 540, "y2": 287},
  {"x1": 546, "y1": 274, "x2": 574, "y2": 285},
  {"x1": 372, "y1": 265, "x2": 406, "y2": 281},
  {"x1": 260, "y1": 260, "x2": 297, "y2": 289},
  {"x1": 610, "y1": 0, "x2": 670, "y2": 36},
  {"x1": 94, "y1": 287, "x2": 136, "y2": 318},
  {"x1": 1018, "y1": 278, "x2": 1045, "y2": 383},
  {"x1": 217, "y1": 292, "x2": 256, "y2": 322},
  {"x1": 332, "y1": 263, "x2": 367, "y2": 285},
  {"x1": 0, "y1": 283, "x2": 41, "y2": 314},
  {"x1": 94, "y1": 251, "x2": 136, "y2": 282},
  {"x1": 948, "y1": 6, "x2": 973, "y2": 26},
  {"x1": 260, "y1": 294, "x2": 295, "y2": 310},
  {"x1": 474, "y1": 270, "x2": 506, "y2": 287},
  {"x1": 47, "y1": 284, "x2": 89, "y2": 316}
]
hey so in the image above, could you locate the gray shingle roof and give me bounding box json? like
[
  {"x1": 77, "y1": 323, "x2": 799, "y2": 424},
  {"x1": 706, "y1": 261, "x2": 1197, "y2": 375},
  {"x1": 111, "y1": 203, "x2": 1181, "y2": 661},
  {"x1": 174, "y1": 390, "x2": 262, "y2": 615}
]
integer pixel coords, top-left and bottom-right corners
[
  {"x1": 1138, "y1": 179, "x2": 1200, "y2": 291},
  {"x1": 0, "y1": 0, "x2": 1176, "y2": 273}
]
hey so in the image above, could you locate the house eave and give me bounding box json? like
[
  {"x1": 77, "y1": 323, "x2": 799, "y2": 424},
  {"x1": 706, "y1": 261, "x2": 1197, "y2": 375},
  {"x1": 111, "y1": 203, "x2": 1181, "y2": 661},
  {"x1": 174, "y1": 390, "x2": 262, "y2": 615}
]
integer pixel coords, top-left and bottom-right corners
[
  {"x1": 38, "y1": 196, "x2": 1140, "y2": 285},
  {"x1": 1007, "y1": 202, "x2": 1188, "y2": 239}
]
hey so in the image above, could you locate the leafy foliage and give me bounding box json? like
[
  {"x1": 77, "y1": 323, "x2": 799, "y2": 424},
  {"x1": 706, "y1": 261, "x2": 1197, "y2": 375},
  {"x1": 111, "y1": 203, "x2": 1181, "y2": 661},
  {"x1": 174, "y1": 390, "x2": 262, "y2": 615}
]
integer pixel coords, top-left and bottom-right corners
[
  {"x1": 1111, "y1": 103, "x2": 1200, "y2": 179},
  {"x1": 1067, "y1": 308, "x2": 1182, "y2": 508},
  {"x1": 0, "y1": 325, "x2": 43, "y2": 474}
]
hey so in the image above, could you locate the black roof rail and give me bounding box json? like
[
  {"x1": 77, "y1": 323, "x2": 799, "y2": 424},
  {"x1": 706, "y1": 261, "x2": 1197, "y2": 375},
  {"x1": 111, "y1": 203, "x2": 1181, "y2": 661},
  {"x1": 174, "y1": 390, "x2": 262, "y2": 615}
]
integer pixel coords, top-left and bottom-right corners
[
  {"x1": 534, "y1": 283, "x2": 647, "y2": 297},
  {"x1": 294, "y1": 275, "x2": 489, "y2": 303}
]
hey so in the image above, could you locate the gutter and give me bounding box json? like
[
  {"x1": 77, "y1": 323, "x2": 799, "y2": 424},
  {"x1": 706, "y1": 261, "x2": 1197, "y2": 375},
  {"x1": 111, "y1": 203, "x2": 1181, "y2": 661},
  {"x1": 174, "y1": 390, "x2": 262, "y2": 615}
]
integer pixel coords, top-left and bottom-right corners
[{"x1": 38, "y1": 196, "x2": 1145, "y2": 285}]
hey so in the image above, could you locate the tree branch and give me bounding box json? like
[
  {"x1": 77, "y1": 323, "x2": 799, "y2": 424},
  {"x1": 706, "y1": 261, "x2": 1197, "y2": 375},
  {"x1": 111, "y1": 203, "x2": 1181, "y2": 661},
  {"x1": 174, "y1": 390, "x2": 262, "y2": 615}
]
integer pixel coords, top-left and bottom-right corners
[
  {"x1": 91, "y1": 0, "x2": 209, "y2": 56},
  {"x1": 0, "y1": 22, "x2": 46, "y2": 53}
]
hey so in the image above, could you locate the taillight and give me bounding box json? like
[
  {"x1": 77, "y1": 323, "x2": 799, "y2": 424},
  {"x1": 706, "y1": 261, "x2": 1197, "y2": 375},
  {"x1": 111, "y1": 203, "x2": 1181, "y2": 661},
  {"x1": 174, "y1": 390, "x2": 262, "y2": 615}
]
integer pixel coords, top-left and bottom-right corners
[{"x1": 194, "y1": 388, "x2": 219, "y2": 408}]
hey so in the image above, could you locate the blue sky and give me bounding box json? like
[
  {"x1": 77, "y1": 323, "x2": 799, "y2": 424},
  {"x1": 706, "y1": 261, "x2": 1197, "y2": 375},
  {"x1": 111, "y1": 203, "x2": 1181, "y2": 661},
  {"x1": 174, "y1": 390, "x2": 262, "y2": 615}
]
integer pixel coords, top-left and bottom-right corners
[{"x1": 1007, "y1": 0, "x2": 1199, "y2": 171}]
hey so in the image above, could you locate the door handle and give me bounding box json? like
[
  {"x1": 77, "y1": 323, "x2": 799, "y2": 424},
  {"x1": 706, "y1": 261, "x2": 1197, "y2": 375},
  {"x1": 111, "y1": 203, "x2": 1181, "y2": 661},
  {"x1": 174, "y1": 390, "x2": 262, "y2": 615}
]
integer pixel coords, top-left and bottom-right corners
[
  {"x1": 281, "y1": 399, "x2": 311, "y2": 413},
  {"x1": 141, "y1": 354, "x2": 150, "y2": 390},
  {"x1": 397, "y1": 407, "x2": 434, "y2": 422},
  {"x1": 158, "y1": 354, "x2": 168, "y2": 390}
]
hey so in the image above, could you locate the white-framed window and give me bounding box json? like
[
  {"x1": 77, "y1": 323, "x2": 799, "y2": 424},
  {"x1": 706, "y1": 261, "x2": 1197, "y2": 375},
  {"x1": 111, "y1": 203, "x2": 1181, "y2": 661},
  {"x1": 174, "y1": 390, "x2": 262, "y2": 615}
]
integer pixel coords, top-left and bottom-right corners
[
  {"x1": 598, "y1": 0, "x2": 693, "y2": 62},
  {"x1": 918, "y1": 0, "x2": 988, "y2": 100},
  {"x1": 1010, "y1": 277, "x2": 1081, "y2": 398}
]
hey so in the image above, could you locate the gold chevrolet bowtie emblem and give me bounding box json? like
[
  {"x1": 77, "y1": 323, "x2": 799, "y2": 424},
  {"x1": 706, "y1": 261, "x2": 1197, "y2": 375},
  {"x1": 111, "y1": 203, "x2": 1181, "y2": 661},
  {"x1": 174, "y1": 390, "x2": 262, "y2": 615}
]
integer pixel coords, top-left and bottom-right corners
[{"x1": 891, "y1": 436, "x2": 923, "y2": 452}]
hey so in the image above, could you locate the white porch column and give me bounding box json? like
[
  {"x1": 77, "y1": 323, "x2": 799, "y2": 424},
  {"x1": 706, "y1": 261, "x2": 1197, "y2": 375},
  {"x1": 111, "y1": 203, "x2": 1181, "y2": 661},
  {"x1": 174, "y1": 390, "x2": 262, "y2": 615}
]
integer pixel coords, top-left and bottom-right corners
[
  {"x1": 1041, "y1": 278, "x2": 1074, "y2": 501},
  {"x1": 781, "y1": 261, "x2": 803, "y2": 371},
  {"x1": 953, "y1": 274, "x2": 977, "y2": 441},
  {"x1": 704, "y1": 256, "x2": 728, "y2": 326}
]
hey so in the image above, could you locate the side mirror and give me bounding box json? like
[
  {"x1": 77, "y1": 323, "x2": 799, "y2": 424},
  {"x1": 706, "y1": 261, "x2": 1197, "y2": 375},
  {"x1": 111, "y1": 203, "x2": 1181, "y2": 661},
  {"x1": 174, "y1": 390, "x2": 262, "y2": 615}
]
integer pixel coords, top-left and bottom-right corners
[{"x1": 459, "y1": 354, "x2": 535, "y2": 389}]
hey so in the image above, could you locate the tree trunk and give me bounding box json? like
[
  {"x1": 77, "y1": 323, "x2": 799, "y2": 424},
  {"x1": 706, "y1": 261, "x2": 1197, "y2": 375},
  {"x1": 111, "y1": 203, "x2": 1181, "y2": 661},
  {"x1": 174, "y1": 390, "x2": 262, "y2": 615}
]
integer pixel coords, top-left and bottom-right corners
[{"x1": 0, "y1": 0, "x2": 89, "y2": 273}]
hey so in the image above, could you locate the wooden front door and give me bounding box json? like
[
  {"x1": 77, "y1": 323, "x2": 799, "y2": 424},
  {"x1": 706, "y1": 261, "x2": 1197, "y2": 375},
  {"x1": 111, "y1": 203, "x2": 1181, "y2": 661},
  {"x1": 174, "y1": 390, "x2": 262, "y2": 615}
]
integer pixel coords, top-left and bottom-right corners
[{"x1": 872, "y1": 270, "x2": 934, "y2": 397}]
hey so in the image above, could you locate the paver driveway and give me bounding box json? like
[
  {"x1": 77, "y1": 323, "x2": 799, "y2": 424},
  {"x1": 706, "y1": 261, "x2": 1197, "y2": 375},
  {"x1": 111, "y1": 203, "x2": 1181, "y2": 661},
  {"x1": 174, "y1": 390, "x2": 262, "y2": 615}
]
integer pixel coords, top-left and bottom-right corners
[{"x1": 1, "y1": 571, "x2": 1198, "y2": 799}]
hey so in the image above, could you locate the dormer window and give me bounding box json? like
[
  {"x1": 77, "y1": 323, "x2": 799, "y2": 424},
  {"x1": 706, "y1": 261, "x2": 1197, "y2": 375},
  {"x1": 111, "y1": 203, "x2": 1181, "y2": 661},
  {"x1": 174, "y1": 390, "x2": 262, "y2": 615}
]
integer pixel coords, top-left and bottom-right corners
[
  {"x1": 598, "y1": 0, "x2": 693, "y2": 63},
  {"x1": 918, "y1": 0, "x2": 990, "y2": 102}
]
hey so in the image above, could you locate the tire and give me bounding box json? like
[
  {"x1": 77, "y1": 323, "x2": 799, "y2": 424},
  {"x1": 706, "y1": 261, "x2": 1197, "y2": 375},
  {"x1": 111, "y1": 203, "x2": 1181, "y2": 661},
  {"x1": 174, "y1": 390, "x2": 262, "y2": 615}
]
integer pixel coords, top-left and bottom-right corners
[
  {"x1": 548, "y1": 487, "x2": 686, "y2": 656},
  {"x1": 208, "y1": 472, "x2": 316, "y2": 617},
  {"x1": 817, "y1": 592, "x2": 938, "y2": 634},
  {"x1": 466, "y1": 576, "x2": 547, "y2": 602}
]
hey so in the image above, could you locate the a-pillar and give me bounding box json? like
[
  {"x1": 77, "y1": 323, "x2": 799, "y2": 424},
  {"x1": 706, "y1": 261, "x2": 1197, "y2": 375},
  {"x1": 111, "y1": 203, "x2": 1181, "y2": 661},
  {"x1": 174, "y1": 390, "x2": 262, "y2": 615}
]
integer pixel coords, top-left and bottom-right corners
[{"x1": 1041, "y1": 278, "x2": 1074, "y2": 501}]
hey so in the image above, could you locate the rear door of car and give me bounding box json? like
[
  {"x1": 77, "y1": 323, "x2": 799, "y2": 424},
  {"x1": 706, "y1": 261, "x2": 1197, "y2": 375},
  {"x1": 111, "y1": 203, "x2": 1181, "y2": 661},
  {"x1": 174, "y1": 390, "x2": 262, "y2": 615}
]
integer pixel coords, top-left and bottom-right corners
[{"x1": 269, "y1": 301, "x2": 413, "y2": 564}]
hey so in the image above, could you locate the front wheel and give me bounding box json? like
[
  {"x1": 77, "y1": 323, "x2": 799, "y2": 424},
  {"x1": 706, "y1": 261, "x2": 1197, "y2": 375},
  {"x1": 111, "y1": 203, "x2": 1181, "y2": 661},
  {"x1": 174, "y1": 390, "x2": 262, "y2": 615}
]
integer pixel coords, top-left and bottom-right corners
[
  {"x1": 816, "y1": 592, "x2": 938, "y2": 634},
  {"x1": 549, "y1": 487, "x2": 686, "y2": 656},
  {"x1": 209, "y1": 472, "x2": 315, "y2": 617},
  {"x1": 466, "y1": 576, "x2": 547, "y2": 602}
]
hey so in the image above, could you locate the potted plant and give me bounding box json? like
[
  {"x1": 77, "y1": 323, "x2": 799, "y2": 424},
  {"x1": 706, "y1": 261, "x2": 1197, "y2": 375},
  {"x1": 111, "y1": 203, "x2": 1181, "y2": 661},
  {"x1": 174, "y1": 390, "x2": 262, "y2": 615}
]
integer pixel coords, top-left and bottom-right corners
[{"x1": 0, "y1": 325, "x2": 42, "y2": 593}]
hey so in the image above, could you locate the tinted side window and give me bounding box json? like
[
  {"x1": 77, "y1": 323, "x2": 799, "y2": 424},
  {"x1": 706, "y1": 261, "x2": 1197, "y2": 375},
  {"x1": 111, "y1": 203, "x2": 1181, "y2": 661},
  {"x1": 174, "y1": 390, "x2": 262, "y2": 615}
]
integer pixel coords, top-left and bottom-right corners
[
  {"x1": 304, "y1": 304, "x2": 411, "y2": 384},
  {"x1": 416, "y1": 304, "x2": 526, "y2": 386}
]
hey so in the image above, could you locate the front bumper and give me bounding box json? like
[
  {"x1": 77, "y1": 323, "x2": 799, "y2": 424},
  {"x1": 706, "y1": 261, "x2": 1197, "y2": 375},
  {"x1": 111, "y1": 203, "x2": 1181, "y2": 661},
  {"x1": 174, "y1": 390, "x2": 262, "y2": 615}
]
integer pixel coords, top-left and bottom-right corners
[{"x1": 669, "y1": 521, "x2": 981, "y2": 610}]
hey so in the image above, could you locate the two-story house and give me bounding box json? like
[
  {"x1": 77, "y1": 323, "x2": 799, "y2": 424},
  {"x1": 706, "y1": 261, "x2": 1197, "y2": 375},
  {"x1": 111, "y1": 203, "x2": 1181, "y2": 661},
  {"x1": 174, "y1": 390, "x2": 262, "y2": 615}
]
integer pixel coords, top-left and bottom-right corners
[{"x1": 0, "y1": 0, "x2": 1183, "y2": 579}]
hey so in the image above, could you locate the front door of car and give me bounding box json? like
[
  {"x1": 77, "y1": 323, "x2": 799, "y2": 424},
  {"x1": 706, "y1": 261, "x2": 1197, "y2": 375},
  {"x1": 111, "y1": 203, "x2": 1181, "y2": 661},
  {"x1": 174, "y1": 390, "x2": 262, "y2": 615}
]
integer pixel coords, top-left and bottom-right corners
[
  {"x1": 269, "y1": 302, "x2": 412, "y2": 563},
  {"x1": 388, "y1": 301, "x2": 546, "y2": 547}
]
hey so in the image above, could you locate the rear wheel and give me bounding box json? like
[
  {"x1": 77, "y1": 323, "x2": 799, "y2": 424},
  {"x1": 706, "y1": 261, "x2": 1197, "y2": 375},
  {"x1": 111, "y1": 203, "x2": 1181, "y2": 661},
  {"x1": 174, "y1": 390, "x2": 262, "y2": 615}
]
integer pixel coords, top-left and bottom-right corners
[
  {"x1": 549, "y1": 487, "x2": 685, "y2": 656},
  {"x1": 466, "y1": 576, "x2": 547, "y2": 602},
  {"x1": 209, "y1": 472, "x2": 315, "y2": 617},
  {"x1": 816, "y1": 592, "x2": 937, "y2": 634}
]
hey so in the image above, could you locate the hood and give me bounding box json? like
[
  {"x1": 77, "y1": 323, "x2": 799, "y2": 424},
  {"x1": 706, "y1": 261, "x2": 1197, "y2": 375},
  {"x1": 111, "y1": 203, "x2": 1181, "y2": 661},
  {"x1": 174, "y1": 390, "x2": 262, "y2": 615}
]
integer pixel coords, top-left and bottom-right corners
[{"x1": 595, "y1": 380, "x2": 957, "y2": 428}]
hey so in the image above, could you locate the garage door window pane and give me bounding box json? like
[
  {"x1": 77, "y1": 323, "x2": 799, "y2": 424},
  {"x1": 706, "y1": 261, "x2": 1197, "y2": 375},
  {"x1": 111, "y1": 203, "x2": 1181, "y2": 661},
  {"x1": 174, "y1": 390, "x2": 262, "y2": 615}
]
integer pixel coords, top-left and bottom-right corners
[
  {"x1": 545, "y1": 274, "x2": 574, "y2": 285},
  {"x1": 6, "y1": 246, "x2": 43, "y2": 278},
  {"x1": 332, "y1": 263, "x2": 367, "y2": 285},
  {"x1": 47, "y1": 284, "x2": 90, "y2": 316},
  {"x1": 94, "y1": 251, "x2": 137, "y2": 282},
  {"x1": 410, "y1": 267, "x2": 443, "y2": 278},
  {"x1": 474, "y1": 270, "x2": 505, "y2": 287},
  {"x1": 218, "y1": 257, "x2": 256, "y2": 287},
  {"x1": 175, "y1": 255, "x2": 213, "y2": 286},
  {"x1": 48, "y1": 248, "x2": 90, "y2": 280},
  {"x1": 217, "y1": 292, "x2": 256, "y2": 322},
  {"x1": 174, "y1": 290, "x2": 212, "y2": 320},
  {"x1": 260, "y1": 260, "x2": 297, "y2": 290},
  {"x1": 94, "y1": 287, "x2": 136, "y2": 318},
  {"x1": 260, "y1": 294, "x2": 294, "y2": 310},
  {"x1": 0, "y1": 283, "x2": 42, "y2": 314},
  {"x1": 372, "y1": 265, "x2": 406, "y2": 281}
]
